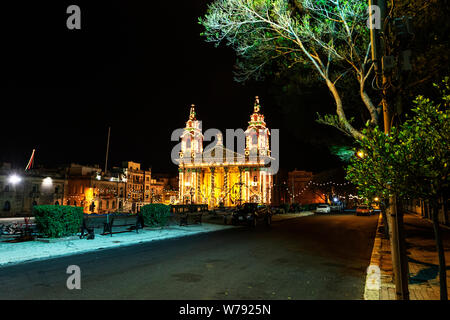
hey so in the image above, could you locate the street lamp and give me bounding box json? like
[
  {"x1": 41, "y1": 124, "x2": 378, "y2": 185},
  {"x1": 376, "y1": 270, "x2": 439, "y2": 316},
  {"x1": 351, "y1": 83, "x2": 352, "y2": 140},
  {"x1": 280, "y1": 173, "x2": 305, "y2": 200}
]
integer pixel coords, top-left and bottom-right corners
[
  {"x1": 8, "y1": 174, "x2": 21, "y2": 185},
  {"x1": 42, "y1": 177, "x2": 53, "y2": 187}
]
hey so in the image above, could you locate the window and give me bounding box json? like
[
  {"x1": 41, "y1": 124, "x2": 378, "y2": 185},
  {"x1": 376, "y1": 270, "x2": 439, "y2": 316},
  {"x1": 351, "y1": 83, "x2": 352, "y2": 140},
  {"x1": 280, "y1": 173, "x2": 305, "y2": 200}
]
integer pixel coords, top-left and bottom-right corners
[
  {"x1": 4, "y1": 185, "x2": 10, "y2": 192},
  {"x1": 186, "y1": 137, "x2": 191, "y2": 149},
  {"x1": 3, "y1": 201, "x2": 11, "y2": 211},
  {"x1": 54, "y1": 186, "x2": 59, "y2": 194},
  {"x1": 252, "y1": 133, "x2": 258, "y2": 145}
]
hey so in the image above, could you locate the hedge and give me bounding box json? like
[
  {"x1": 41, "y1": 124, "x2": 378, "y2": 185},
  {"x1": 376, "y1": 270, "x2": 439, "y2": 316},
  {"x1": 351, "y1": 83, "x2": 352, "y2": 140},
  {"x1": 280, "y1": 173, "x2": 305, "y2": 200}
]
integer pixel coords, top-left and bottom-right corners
[
  {"x1": 281, "y1": 203, "x2": 290, "y2": 213},
  {"x1": 34, "y1": 205, "x2": 84, "y2": 238},
  {"x1": 140, "y1": 204, "x2": 171, "y2": 227}
]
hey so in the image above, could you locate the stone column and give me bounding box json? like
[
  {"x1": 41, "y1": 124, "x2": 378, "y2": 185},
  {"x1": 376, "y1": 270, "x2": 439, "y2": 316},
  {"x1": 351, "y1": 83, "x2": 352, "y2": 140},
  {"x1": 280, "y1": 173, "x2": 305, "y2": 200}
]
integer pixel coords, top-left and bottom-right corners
[
  {"x1": 197, "y1": 168, "x2": 201, "y2": 204},
  {"x1": 223, "y1": 167, "x2": 229, "y2": 206},
  {"x1": 179, "y1": 168, "x2": 184, "y2": 203},
  {"x1": 210, "y1": 167, "x2": 216, "y2": 207},
  {"x1": 238, "y1": 167, "x2": 243, "y2": 205},
  {"x1": 261, "y1": 169, "x2": 266, "y2": 203}
]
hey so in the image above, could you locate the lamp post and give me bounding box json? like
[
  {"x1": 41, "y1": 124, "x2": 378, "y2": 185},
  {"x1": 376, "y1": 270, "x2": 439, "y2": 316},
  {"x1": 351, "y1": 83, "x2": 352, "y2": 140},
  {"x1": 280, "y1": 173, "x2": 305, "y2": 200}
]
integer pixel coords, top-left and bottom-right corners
[
  {"x1": 9, "y1": 174, "x2": 23, "y2": 216},
  {"x1": 369, "y1": 0, "x2": 409, "y2": 300}
]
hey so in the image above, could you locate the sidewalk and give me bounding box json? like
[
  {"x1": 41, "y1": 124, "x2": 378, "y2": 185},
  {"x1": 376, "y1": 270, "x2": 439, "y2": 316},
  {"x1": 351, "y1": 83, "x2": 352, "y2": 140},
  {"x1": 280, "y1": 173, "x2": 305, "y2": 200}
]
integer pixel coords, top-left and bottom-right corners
[
  {"x1": 372, "y1": 213, "x2": 450, "y2": 300},
  {"x1": 271, "y1": 211, "x2": 315, "y2": 222},
  {"x1": 0, "y1": 222, "x2": 234, "y2": 267}
]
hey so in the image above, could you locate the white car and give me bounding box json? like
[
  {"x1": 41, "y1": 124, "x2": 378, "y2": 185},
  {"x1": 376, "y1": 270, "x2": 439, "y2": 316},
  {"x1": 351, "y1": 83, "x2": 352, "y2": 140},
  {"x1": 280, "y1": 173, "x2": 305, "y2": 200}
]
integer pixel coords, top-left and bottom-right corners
[{"x1": 316, "y1": 204, "x2": 331, "y2": 213}]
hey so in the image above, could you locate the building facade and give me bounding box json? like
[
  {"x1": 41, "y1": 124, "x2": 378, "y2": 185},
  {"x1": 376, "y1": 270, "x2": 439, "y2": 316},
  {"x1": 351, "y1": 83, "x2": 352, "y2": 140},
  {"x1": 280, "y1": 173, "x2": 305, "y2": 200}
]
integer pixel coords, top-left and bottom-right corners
[
  {"x1": 0, "y1": 163, "x2": 65, "y2": 216},
  {"x1": 176, "y1": 97, "x2": 274, "y2": 208},
  {"x1": 0, "y1": 160, "x2": 178, "y2": 217},
  {"x1": 65, "y1": 164, "x2": 126, "y2": 214}
]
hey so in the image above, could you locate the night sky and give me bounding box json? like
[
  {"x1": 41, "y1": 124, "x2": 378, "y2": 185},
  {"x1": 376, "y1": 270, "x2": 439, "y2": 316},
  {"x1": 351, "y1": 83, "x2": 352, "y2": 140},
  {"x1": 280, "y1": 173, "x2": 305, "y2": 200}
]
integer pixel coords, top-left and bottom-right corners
[{"x1": 0, "y1": 1, "x2": 344, "y2": 175}]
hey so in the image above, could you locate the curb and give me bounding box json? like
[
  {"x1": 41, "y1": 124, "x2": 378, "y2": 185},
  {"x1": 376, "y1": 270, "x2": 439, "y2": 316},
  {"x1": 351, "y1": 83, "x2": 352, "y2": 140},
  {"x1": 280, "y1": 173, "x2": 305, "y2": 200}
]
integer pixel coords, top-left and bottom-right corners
[{"x1": 364, "y1": 213, "x2": 383, "y2": 300}]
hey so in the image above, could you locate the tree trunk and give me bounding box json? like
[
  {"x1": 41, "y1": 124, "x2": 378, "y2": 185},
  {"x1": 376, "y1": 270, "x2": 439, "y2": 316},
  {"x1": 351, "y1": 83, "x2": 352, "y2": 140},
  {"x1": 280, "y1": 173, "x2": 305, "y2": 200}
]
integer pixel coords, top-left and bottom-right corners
[
  {"x1": 443, "y1": 193, "x2": 448, "y2": 226},
  {"x1": 432, "y1": 201, "x2": 448, "y2": 300},
  {"x1": 360, "y1": 88, "x2": 379, "y2": 126},
  {"x1": 325, "y1": 79, "x2": 364, "y2": 141},
  {"x1": 388, "y1": 196, "x2": 410, "y2": 299},
  {"x1": 382, "y1": 207, "x2": 390, "y2": 240}
]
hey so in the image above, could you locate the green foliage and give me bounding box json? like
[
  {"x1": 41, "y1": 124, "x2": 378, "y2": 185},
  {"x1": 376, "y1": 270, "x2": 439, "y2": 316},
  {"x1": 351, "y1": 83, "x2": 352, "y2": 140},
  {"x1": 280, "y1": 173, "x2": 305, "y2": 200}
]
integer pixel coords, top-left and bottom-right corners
[
  {"x1": 140, "y1": 204, "x2": 171, "y2": 227},
  {"x1": 200, "y1": 0, "x2": 369, "y2": 83},
  {"x1": 200, "y1": 0, "x2": 377, "y2": 140},
  {"x1": 281, "y1": 202, "x2": 290, "y2": 213},
  {"x1": 33, "y1": 205, "x2": 84, "y2": 238},
  {"x1": 290, "y1": 202, "x2": 301, "y2": 212},
  {"x1": 329, "y1": 145, "x2": 355, "y2": 162},
  {"x1": 346, "y1": 78, "x2": 450, "y2": 203}
]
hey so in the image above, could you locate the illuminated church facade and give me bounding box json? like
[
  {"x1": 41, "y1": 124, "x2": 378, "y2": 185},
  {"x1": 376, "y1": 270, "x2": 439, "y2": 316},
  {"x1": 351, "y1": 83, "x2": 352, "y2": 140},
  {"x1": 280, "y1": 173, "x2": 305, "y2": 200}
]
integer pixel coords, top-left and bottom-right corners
[{"x1": 175, "y1": 97, "x2": 274, "y2": 207}]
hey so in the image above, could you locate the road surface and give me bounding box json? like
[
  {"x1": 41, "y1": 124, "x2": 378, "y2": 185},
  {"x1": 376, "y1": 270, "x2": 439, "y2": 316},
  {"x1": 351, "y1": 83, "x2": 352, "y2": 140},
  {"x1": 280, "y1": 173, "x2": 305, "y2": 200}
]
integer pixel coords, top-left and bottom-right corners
[{"x1": 0, "y1": 213, "x2": 379, "y2": 299}]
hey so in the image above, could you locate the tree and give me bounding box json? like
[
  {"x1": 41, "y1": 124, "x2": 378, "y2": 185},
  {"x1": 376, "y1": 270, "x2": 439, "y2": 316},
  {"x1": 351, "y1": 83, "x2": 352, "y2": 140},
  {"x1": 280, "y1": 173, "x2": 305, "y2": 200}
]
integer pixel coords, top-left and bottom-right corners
[
  {"x1": 346, "y1": 125, "x2": 393, "y2": 238},
  {"x1": 346, "y1": 78, "x2": 450, "y2": 299},
  {"x1": 200, "y1": 0, "x2": 379, "y2": 140}
]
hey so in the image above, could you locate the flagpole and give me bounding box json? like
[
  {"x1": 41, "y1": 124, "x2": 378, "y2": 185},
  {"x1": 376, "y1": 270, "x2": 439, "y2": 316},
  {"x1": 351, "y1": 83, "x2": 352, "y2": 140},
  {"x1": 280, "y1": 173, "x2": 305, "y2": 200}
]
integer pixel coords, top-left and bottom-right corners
[{"x1": 105, "y1": 127, "x2": 111, "y2": 175}]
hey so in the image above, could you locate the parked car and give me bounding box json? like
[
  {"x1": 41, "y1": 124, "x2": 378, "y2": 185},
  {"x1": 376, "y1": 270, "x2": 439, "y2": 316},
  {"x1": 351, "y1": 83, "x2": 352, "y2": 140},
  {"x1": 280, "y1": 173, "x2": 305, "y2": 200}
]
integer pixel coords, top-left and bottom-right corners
[
  {"x1": 330, "y1": 204, "x2": 343, "y2": 213},
  {"x1": 356, "y1": 205, "x2": 374, "y2": 216},
  {"x1": 316, "y1": 204, "x2": 331, "y2": 213},
  {"x1": 231, "y1": 203, "x2": 272, "y2": 227}
]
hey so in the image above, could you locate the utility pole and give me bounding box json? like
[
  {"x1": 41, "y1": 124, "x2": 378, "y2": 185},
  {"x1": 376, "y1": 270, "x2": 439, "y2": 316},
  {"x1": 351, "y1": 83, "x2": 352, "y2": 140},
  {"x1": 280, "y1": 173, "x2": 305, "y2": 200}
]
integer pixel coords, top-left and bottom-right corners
[
  {"x1": 369, "y1": 0, "x2": 409, "y2": 300},
  {"x1": 104, "y1": 126, "x2": 111, "y2": 175}
]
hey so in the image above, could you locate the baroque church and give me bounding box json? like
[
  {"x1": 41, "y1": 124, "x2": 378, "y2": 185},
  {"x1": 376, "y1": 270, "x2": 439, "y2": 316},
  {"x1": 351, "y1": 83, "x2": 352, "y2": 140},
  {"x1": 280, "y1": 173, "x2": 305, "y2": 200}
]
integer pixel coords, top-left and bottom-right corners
[{"x1": 175, "y1": 97, "x2": 274, "y2": 208}]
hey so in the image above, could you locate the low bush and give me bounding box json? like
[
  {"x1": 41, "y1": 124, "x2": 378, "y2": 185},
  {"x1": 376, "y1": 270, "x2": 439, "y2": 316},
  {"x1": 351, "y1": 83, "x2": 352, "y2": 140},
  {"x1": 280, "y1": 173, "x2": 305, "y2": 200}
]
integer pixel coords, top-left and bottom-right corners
[
  {"x1": 281, "y1": 203, "x2": 290, "y2": 213},
  {"x1": 34, "y1": 205, "x2": 84, "y2": 238},
  {"x1": 140, "y1": 204, "x2": 171, "y2": 227}
]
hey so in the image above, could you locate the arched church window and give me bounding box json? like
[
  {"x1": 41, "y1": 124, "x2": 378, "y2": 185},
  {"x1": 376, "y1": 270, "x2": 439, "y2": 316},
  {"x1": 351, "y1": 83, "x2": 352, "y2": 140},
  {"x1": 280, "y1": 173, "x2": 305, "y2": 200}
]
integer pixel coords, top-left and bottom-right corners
[
  {"x1": 252, "y1": 133, "x2": 258, "y2": 145},
  {"x1": 186, "y1": 137, "x2": 191, "y2": 149}
]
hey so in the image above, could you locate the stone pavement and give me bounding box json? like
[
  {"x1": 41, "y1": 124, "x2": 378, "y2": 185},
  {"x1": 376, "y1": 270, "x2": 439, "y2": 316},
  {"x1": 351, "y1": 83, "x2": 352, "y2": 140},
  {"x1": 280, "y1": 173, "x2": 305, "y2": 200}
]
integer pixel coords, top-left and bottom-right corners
[{"x1": 377, "y1": 213, "x2": 450, "y2": 300}]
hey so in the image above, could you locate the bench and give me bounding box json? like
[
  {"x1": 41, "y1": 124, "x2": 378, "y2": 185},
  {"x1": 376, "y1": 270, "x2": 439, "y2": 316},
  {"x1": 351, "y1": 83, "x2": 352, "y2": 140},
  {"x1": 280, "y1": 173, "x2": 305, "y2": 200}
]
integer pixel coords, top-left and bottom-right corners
[
  {"x1": 102, "y1": 214, "x2": 145, "y2": 237},
  {"x1": 0, "y1": 219, "x2": 39, "y2": 238},
  {"x1": 80, "y1": 218, "x2": 95, "y2": 240},
  {"x1": 179, "y1": 213, "x2": 202, "y2": 226}
]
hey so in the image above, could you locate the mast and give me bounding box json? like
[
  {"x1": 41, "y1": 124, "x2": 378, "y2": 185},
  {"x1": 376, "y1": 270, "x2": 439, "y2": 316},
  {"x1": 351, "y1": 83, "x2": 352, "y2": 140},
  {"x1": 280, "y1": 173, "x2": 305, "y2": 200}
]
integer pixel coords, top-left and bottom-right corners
[{"x1": 105, "y1": 127, "x2": 111, "y2": 174}]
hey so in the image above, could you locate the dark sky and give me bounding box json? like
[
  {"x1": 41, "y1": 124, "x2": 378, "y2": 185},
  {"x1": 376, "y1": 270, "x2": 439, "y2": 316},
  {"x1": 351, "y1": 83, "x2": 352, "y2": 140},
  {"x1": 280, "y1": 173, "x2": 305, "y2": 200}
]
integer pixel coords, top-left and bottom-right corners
[{"x1": 0, "y1": 1, "x2": 343, "y2": 175}]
